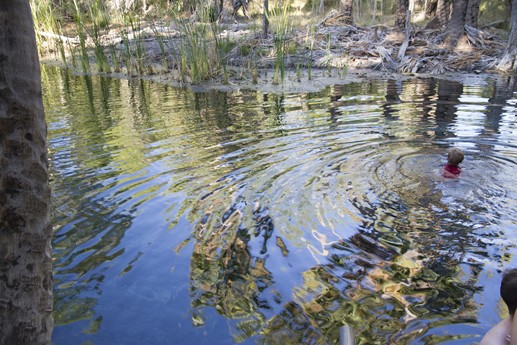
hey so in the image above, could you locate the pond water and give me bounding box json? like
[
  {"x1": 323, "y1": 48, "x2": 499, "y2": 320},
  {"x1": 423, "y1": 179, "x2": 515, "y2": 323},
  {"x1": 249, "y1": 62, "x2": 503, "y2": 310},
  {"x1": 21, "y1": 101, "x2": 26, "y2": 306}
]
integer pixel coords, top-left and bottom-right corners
[{"x1": 44, "y1": 67, "x2": 517, "y2": 345}]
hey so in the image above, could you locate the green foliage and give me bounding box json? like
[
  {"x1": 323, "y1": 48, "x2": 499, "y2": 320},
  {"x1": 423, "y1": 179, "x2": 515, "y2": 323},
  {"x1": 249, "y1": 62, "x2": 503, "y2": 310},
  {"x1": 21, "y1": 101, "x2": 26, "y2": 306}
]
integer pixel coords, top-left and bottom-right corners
[
  {"x1": 173, "y1": 19, "x2": 229, "y2": 83},
  {"x1": 239, "y1": 44, "x2": 252, "y2": 56},
  {"x1": 267, "y1": 1, "x2": 294, "y2": 84},
  {"x1": 31, "y1": 0, "x2": 68, "y2": 65},
  {"x1": 70, "y1": 0, "x2": 90, "y2": 72},
  {"x1": 88, "y1": 1, "x2": 111, "y2": 73},
  {"x1": 479, "y1": 0, "x2": 510, "y2": 29},
  {"x1": 305, "y1": 25, "x2": 316, "y2": 80}
]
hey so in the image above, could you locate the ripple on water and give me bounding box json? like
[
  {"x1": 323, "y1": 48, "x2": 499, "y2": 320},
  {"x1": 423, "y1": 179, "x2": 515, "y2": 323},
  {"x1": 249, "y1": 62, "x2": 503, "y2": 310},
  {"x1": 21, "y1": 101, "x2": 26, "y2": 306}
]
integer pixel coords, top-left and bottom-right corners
[{"x1": 45, "y1": 69, "x2": 517, "y2": 345}]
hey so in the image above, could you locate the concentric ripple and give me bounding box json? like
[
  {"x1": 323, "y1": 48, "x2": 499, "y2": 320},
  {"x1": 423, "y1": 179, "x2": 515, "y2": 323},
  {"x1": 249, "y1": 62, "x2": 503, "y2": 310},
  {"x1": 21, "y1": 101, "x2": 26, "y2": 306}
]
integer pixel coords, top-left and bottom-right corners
[{"x1": 44, "y1": 68, "x2": 517, "y2": 345}]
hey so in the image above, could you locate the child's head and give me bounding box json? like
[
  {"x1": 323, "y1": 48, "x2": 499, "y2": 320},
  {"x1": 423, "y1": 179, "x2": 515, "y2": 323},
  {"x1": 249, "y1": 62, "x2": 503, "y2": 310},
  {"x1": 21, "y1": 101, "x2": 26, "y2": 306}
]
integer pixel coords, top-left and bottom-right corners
[
  {"x1": 447, "y1": 148, "x2": 464, "y2": 166},
  {"x1": 501, "y1": 268, "x2": 517, "y2": 317}
]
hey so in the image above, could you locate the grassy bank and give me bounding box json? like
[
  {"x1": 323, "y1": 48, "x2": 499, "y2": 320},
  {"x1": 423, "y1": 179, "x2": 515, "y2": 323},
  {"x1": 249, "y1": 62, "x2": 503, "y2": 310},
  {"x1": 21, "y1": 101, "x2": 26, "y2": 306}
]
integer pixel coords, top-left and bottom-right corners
[{"x1": 31, "y1": 0, "x2": 510, "y2": 86}]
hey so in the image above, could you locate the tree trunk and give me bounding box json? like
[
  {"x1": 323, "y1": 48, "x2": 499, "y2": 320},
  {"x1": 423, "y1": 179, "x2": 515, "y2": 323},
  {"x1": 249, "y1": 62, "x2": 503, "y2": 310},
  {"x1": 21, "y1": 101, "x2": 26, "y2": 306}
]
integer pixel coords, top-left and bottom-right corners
[
  {"x1": 340, "y1": 0, "x2": 353, "y2": 25},
  {"x1": 497, "y1": 0, "x2": 517, "y2": 70},
  {"x1": 507, "y1": 0, "x2": 517, "y2": 51},
  {"x1": 465, "y1": 0, "x2": 480, "y2": 27},
  {"x1": 263, "y1": 0, "x2": 269, "y2": 38},
  {"x1": 445, "y1": 0, "x2": 468, "y2": 49},
  {"x1": 436, "y1": 0, "x2": 451, "y2": 27},
  {"x1": 0, "y1": 2, "x2": 53, "y2": 345},
  {"x1": 426, "y1": 0, "x2": 438, "y2": 17},
  {"x1": 395, "y1": 0, "x2": 409, "y2": 30}
]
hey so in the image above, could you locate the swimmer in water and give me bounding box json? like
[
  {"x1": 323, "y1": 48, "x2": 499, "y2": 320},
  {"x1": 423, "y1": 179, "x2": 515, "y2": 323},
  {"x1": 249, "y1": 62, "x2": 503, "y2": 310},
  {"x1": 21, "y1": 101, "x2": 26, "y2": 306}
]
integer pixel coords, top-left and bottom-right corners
[{"x1": 442, "y1": 148, "x2": 464, "y2": 178}]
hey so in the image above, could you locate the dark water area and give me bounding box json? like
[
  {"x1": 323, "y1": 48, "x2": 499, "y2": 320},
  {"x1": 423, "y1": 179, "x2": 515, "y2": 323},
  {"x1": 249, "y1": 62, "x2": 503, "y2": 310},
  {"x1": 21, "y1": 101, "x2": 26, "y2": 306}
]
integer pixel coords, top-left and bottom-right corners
[{"x1": 43, "y1": 66, "x2": 517, "y2": 345}]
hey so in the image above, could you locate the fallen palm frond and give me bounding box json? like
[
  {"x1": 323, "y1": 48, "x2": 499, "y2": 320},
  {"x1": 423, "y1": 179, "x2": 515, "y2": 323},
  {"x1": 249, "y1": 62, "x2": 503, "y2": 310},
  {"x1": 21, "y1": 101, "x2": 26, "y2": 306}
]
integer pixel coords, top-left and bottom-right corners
[
  {"x1": 318, "y1": 9, "x2": 352, "y2": 27},
  {"x1": 425, "y1": 59, "x2": 446, "y2": 74},
  {"x1": 464, "y1": 25, "x2": 506, "y2": 54},
  {"x1": 446, "y1": 52, "x2": 483, "y2": 71},
  {"x1": 377, "y1": 46, "x2": 395, "y2": 70}
]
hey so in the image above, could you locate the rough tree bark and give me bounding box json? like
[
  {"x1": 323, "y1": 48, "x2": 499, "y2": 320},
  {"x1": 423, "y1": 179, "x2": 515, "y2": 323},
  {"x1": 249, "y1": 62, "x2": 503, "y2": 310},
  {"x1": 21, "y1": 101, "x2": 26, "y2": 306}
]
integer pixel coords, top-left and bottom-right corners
[
  {"x1": 425, "y1": 0, "x2": 438, "y2": 17},
  {"x1": 498, "y1": 0, "x2": 517, "y2": 70},
  {"x1": 263, "y1": 0, "x2": 269, "y2": 38},
  {"x1": 445, "y1": 0, "x2": 468, "y2": 49},
  {"x1": 436, "y1": 0, "x2": 451, "y2": 27},
  {"x1": 508, "y1": 0, "x2": 517, "y2": 51},
  {"x1": 465, "y1": 0, "x2": 480, "y2": 27},
  {"x1": 0, "y1": 1, "x2": 53, "y2": 345},
  {"x1": 395, "y1": 0, "x2": 409, "y2": 30}
]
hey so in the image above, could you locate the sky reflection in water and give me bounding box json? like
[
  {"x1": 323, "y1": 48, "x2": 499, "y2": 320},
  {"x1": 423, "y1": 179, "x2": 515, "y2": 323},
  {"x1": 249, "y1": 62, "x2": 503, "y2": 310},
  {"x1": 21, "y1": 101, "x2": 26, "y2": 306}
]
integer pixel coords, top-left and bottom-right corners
[{"x1": 43, "y1": 67, "x2": 517, "y2": 345}]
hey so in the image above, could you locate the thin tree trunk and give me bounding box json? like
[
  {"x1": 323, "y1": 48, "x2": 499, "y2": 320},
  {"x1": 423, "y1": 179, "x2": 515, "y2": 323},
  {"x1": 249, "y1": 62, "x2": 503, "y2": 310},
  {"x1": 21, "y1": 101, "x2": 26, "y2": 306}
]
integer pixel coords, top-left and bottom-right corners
[
  {"x1": 465, "y1": 0, "x2": 480, "y2": 27},
  {"x1": 395, "y1": 0, "x2": 409, "y2": 30},
  {"x1": 0, "y1": 2, "x2": 53, "y2": 345},
  {"x1": 498, "y1": 0, "x2": 517, "y2": 70},
  {"x1": 445, "y1": 0, "x2": 468, "y2": 48},
  {"x1": 426, "y1": 0, "x2": 438, "y2": 17},
  {"x1": 263, "y1": 0, "x2": 269, "y2": 38},
  {"x1": 508, "y1": 0, "x2": 517, "y2": 50},
  {"x1": 436, "y1": 0, "x2": 451, "y2": 27}
]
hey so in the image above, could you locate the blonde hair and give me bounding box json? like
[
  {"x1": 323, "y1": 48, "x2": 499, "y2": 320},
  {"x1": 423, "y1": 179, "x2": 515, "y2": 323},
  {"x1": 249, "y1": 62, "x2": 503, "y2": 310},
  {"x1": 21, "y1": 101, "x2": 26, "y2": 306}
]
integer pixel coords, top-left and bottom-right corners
[{"x1": 447, "y1": 148, "x2": 464, "y2": 166}]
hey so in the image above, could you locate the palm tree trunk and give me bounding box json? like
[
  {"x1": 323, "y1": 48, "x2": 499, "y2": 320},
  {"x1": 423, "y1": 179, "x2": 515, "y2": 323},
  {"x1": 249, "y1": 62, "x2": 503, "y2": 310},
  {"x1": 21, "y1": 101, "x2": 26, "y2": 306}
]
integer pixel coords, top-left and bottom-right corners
[
  {"x1": 0, "y1": 2, "x2": 53, "y2": 345},
  {"x1": 425, "y1": 0, "x2": 438, "y2": 17},
  {"x1": 498, "y1": 0, "x2": 517, "y2": 70},
  {"x1": 436, "y1": 0, "x2": 451, "y2": 27},
  {"x1": 445, "y1": 0, "x2": 468, "y2": 48},
  {"x1": 395, "y1": 0, "x2": 409, "y2": 30},
  {"x1": 507, "y1": 0, "x2": 517, "y2": 51},
  {"x1": 465, "y1": 0, "x2": 480, "y2": 27}
]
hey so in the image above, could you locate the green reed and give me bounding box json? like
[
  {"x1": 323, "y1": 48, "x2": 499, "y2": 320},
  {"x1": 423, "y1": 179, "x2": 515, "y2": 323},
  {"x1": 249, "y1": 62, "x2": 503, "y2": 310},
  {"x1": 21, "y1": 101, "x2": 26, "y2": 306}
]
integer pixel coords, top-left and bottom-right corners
[
  {"x1": 267, "y1": 2, "x2": 293, "y2": 84},
  {"x1": 152, "y1": 27, "x2": 169, "y2": 71},
  {"x1": 116, "y1": 13, "x2": 148, "y2": 75},
  {"x1": 119, "y1": 29, "x2": 135, "y2": 75},
  {"x1": 306, "y1": 25, "x2": 316, "y2": 80},
  {"x1": 109, "y1": 44, "x2": 120, "y2": 72},
  {"x1": 70, "y1": 0, "x2": 90, "y2": 72},
  {"x1": 129, "y1": 16, "x2": 146, "y2": 73},
  {"x1": 30, "y1": 0, "x2": 67, "y2": 65},
  {"x1": 174, "y1": 7, "x2": 228, "y2": 83},
  {"x1": 326, "y1": 33, "x2": 332, "y2": 76},
  {"x1": 88, "y1": 0, "x2": 111, "y2": 73}
]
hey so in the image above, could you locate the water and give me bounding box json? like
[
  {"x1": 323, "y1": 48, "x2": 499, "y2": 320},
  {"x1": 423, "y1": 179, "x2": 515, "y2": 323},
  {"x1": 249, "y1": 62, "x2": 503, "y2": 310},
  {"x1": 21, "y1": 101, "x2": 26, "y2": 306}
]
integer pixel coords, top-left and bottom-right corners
[{"x1": 43, "y1": 67, "x2": 517, "y2": 345}]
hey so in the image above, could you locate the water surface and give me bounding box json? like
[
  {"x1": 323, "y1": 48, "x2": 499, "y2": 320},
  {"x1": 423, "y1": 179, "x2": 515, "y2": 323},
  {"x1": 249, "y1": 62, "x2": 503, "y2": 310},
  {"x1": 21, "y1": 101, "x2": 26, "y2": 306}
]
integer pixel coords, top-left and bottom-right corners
[{"x1": 44, "y1": 67, "x2": 517, "y2": 345}]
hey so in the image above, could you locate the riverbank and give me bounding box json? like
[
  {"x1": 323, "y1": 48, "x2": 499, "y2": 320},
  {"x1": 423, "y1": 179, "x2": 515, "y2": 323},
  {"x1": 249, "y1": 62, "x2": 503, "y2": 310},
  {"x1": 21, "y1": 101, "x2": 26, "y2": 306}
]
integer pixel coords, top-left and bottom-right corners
[{"x1": 39, "y1": 10, "x2": 507, "y2": 93}]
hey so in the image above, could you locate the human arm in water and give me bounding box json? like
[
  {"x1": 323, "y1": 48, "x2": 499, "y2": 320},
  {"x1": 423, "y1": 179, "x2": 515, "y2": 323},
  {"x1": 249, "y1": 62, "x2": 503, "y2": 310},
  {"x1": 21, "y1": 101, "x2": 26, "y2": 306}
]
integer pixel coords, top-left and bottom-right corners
[
  {"x1": 510, "y1": 315, "x2": 517, "y2": 345},
  {"x1": 479, "y1": 318, "x2": 512, "y2": 345}
]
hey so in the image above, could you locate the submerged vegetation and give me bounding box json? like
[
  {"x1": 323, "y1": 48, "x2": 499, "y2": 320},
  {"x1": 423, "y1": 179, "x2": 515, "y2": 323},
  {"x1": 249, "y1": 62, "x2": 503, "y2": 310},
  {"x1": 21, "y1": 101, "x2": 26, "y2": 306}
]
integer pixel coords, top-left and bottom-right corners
[{"x1": 30, "y1": 0, "x2": 517, "y2": 85}]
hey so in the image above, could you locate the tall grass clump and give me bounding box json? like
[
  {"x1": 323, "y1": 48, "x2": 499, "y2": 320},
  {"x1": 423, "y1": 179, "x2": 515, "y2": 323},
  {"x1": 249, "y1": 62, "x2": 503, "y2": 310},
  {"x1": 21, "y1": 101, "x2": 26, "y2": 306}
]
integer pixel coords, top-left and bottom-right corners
[
  {"x1": 117, "y1": 13, "x2": 148, "y2": 75},
  {"x1": 88, "y1": 0, "x2": 111, "y2": 73},
  {"x1": 174, "y1": 8, "x2": 228, "y2": 83},
  {"x1": 152, "y1": 27, "x2": 169, "y2": 71},
  {"x1": 305, "y1": 25, "x2": 316, "y2": 80},
  {"x1": 30, "y1": 0, "x2": 67, "y2": 65},
  {"x1": 267, "y1": 2, "x2": 293, "y2": 84},
  {"x1": 70, "y1": 0, "x2": 91, "y2": 72},
  {"x1": 129, "y1": 16, "x2": 147, "y2": 73},
  {"x1": 326, "y1": 33, "x2": 332, "y2": 76}
]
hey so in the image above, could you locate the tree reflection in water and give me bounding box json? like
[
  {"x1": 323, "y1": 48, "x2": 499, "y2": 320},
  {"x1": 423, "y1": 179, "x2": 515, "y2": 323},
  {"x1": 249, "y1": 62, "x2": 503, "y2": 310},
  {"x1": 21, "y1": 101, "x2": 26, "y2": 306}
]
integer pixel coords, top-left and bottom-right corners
[
  {"x1": 45, "y1": 67, "x2": 517, "y2": 344},
  {"x1": 185, "y1": 77, "x2": 498, "y2": 344}
]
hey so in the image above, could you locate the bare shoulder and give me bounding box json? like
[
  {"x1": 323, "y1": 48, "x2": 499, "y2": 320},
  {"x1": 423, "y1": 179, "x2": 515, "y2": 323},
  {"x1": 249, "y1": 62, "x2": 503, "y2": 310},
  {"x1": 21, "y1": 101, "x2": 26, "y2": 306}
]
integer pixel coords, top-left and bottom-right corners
[{"x1": 480, "y1": 318, "x2": 512, "y2": 345}]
